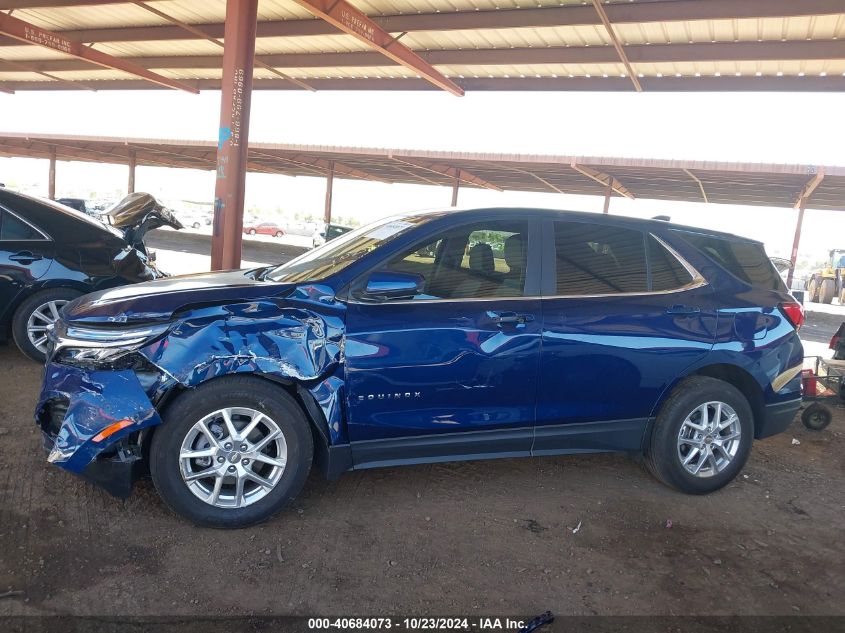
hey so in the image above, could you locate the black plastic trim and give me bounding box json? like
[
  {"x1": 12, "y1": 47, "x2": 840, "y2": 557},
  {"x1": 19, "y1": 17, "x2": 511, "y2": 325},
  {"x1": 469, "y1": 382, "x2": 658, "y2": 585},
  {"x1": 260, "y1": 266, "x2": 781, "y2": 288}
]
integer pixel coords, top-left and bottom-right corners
[
  {"x1": 532, "y1": 418, "x2": 650, "y2": 455},
  {"x1": 351, "y1": 426, "x2": 534, "y2": 470},
  {"x1": 756, "y1": 398, "x2": 801, "y2": 439}
]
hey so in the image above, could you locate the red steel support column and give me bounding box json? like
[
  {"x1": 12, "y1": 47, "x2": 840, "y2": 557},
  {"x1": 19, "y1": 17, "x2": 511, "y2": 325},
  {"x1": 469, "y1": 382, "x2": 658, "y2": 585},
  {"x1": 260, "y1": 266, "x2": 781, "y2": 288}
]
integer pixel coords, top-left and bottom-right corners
[
  {"x1": 47, "y1": 146, "x2": 56, "y2": 200},
  {"x1": 127, "y1": 150, "x2": 136, "y2": 194},
  {"x1": 324, "y1": 161, "x2": 334, "y2": 226},
  {"x1": 211, "y1": 0, "x2": 258, "y2": 271},
  {"x1": 786, "y1": 202, "x2": 806, "y2": 289},
  {"x1": 602, "y1": 183, "x2": 612, "y2": 214},
  {"x1": 450, "y1": 172, "x2": 460, "y2": 207}
]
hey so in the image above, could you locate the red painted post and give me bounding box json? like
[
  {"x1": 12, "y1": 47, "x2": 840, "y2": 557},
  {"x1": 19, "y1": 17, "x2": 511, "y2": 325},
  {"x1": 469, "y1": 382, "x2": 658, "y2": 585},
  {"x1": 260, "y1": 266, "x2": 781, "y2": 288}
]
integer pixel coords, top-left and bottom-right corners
[
  {"x1": 450, "y1": 172, "x2": 460, "y2": 207},
  {"x1": 211, "y1": 0, "x2": 258, "y2": 271},
  {"x1": 602, "y1": 183, "x2": 612, "y2": 214},
  {"x1": 127, "y1": 150, "x2": 136, "y2": 194},
  {"x1": 786, "y1": 202, "x2": 805, "y2": 289},
  {"x1": 324, "y1": 161, "x2": 334, "y2": 226},
  {"x1": 48, "y1": 146, "x2": 56, "y2": 200}
]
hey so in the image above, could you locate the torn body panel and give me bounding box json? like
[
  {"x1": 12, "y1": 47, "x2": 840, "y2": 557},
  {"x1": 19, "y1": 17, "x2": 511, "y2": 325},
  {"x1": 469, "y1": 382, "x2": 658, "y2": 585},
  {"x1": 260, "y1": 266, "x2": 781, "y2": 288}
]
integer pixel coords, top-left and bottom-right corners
[{"x1": 36, "y1": 282, "x2": 349, "y2": 494}]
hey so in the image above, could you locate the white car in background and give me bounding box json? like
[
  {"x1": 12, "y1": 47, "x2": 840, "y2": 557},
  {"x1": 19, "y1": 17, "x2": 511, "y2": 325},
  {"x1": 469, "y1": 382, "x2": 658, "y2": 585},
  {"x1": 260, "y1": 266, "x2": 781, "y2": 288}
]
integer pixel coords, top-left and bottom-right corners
[{"x1": 177, "y1": 210, "x2": 212, "y2": 229}]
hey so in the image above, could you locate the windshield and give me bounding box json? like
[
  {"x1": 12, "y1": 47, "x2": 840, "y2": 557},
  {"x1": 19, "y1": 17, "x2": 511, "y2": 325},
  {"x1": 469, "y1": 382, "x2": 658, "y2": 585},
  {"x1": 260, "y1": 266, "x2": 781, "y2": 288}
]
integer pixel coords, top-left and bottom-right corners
[{"x1": 266, "y1": 212, "x2": 442, "y2": 283}]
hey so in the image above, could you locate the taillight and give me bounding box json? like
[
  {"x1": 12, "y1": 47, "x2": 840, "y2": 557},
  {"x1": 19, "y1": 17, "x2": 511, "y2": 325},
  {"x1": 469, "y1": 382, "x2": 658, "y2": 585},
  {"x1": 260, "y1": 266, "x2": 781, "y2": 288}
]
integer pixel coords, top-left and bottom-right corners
[{"x1": 780, "y1": 300, "x2": 804, "y2": 331}]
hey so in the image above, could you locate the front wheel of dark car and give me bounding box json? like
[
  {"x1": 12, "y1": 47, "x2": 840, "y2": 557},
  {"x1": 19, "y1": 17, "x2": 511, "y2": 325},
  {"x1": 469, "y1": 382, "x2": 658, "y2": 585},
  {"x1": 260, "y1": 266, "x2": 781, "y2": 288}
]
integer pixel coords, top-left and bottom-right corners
[
  {"x1": 645, "y1": 376, "x2": 754, "y2": 494},
  {"x1": 12, "y1": 287, "x2": 82, "y2": 363},
  {"x1": 150, "y1": 376, "x2": 314, "y2": 528}
]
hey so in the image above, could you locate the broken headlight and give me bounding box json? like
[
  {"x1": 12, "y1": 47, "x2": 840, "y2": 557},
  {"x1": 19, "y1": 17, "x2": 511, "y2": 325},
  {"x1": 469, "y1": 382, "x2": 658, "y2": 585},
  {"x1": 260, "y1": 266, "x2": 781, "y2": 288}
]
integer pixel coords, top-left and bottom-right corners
[{"x1": 52, "y1": 321, "x2": 170, "y2": 368}]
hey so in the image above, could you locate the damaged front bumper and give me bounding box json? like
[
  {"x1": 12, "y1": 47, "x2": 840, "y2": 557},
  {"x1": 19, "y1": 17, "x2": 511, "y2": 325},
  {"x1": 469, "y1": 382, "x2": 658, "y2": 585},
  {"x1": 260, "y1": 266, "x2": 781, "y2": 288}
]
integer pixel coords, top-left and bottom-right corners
[{"x1": 36, "y1": 362, "x2": 162, "y2": 497}]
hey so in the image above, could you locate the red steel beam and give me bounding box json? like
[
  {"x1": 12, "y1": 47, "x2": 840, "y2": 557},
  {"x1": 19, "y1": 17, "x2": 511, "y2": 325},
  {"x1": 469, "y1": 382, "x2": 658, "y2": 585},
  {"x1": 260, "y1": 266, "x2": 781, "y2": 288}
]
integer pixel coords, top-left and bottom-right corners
[
  {"x1": 9, "y1": 0, "x2": 843, "y2": 45},
  {"x1": 47, "y1": 145, "x2": 56, "y2": 199},
  {"x1": 590, "y1": 0, "x2": 642, "y2": 92},
  {"x1": 15, "y1": 40, "x2": 845, "y2": 73},
  {"x1": 289, "y1": 0, "x2": 464, "y2": 96},
  {"x1": 786, "y1": 169, "x2": 824, "y2": 287},
  {"x1": 127, "y1": 150, "x2": 136, "y2": 194},
  {"x1": 132, "y1": 1, "x2": 314, "y2": 92},
  {"x1": 211, "y1": 0, "x2": 258, "y2": 271},
  {"x1": 0, "y1": 11, "x2": 198, "y2": 93},
  {"x1": 570, "y1": 162, "x2": 634, "y2": 199},
  {"x1": 324, "y1": 161, "x2": 334, "y2": 226},
  {"x1": 390, "y1": 155, "x2": 501, "y2": 191}
]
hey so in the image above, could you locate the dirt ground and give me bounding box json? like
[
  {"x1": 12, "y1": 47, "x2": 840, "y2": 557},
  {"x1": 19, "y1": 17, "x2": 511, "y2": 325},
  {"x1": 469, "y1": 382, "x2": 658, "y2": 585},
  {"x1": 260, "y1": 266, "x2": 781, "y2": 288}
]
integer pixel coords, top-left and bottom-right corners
[{"x1": 0, "y1": 341, "x2": 843, "y2": 620}]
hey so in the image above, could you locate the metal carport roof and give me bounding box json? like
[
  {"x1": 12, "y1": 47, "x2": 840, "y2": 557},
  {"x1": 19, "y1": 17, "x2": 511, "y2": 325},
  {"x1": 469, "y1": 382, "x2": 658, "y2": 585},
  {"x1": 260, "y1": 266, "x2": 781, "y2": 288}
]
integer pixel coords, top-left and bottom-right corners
[
  {"x1": 1, "y1": 131, "x2": 842, "y2": 211},
  {"x1": 1, "y1": 0, "x2": 845, "y2": 93}
]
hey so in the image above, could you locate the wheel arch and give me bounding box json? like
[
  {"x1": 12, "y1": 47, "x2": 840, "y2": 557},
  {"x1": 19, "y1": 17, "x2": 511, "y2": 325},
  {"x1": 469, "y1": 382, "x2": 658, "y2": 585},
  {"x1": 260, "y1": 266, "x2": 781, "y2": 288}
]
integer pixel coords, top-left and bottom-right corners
[
  {"x1": 152, "y1": 372, "x2": 332, "y2": 453},
  {"x1": 654, "y1": 363, "x2": 765, "y2": 437}
]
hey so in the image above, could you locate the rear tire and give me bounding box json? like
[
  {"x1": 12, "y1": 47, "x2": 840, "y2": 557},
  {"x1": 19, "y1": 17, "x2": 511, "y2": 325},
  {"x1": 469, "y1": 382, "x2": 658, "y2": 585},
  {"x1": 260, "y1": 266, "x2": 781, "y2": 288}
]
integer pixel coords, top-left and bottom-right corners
[
  {"x1": 249, "y1": 229, "x2": 256, "y2": 235},
  {"x1": 274, "y1": 231, "x2": 283, "y2": 237},
  {"x1": 150, "y1": 376, "x2": 313, "y2": 528},
  {"x1": 645, "y1": 376, "x2": 754, "y2": 494},
  {"x1": 12, "y1": 287, "x2": 82, "y2": 363},
  {"x1": 820, "y1": 279, "x2": 835, "y2": 304}
]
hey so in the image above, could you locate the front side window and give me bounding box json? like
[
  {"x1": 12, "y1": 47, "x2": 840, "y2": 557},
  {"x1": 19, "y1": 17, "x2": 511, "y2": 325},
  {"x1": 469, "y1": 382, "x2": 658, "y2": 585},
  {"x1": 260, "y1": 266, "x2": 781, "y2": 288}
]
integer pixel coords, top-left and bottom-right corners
[
  {"x1": 0, "y1": 210, "x2": 44, "y2": 240},
  {"x1": 372, "y1": 220, "x2": 529, "y2": 300},
  {"x1": 266, "y1": 213, "x2": 443, "y2": 283},
  {"x1": 553, "y1": 221, "x2": 647, "y2": 295}
]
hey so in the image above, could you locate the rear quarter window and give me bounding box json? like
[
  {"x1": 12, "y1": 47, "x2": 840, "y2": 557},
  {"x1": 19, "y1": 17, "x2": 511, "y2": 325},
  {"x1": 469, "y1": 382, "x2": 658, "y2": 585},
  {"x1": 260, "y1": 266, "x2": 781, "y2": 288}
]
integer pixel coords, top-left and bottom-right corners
[{"x1": 675, "y1": 231, "x2": 785, "y2": 291}]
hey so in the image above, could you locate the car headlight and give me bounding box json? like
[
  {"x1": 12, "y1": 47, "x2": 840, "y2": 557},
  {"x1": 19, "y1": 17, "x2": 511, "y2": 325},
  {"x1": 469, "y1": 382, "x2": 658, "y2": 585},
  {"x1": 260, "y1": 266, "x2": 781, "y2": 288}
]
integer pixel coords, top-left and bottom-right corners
[{"x1": 51, "y1": 321, "x2": 170, "y2": 367}]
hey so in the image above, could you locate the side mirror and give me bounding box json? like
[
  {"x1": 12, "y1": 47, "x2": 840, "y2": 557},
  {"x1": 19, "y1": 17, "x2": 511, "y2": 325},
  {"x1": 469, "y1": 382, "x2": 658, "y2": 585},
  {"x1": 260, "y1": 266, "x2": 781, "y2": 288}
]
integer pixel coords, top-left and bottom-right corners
[{"x1": 362, "y1": 271, "x2": 423, "y2": 301}]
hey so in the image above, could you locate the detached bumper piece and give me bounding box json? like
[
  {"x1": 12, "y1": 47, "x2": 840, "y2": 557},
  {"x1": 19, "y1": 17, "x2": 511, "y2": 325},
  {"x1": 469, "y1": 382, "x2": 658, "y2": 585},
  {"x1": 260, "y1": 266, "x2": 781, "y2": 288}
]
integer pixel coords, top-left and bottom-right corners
[
  {"x1": 41, "y1": 430, "x2": 144, "y2": 498},
  {"x1": 36, "y1": 362, "x2": 162, "y2": 496}
]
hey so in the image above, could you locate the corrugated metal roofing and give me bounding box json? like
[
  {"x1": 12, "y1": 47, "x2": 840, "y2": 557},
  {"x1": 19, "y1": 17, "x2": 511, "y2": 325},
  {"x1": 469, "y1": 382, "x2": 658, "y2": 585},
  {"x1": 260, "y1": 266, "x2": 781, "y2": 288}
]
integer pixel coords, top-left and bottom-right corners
[
  {"x1": 1, "y1": 132, "x2": 842, "y2": 211},
  {"x1": 1, "y1": 0, "x2": 844, "y2": 92}
]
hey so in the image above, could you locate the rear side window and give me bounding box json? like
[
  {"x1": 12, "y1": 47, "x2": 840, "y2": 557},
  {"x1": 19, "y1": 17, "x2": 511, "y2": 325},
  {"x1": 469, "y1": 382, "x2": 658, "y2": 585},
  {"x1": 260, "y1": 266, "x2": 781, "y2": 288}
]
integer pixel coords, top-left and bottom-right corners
[
  {"x1": 677, "y1": 231, "x2": 785, "y2": 290},
  {"x1": 0, "y1": 210, "x2": 44, "y2": 240},
  {"x1": 648, "y1": 235, "x2": 694, "y2": 291},
  {"x1": 553, "y1": 221, "x2": 647, "y2": 295}
]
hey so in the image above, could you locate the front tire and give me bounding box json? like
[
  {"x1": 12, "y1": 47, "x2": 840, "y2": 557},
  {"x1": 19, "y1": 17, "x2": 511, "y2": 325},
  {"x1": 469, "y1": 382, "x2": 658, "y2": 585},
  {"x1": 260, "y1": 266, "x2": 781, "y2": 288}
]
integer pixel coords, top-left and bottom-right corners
[
  {"x1": 12, "y1": 287, "x2": 82, "y2": 363},
  {"x1": 274, "y1": 231, "x2": 283, "y2": 237},
  {"x1": 645, "y1": 376, "x2": 753, "y2": 494},
  {"x1": 150, "y1": 376, "x2": 313, "y2": 528}
]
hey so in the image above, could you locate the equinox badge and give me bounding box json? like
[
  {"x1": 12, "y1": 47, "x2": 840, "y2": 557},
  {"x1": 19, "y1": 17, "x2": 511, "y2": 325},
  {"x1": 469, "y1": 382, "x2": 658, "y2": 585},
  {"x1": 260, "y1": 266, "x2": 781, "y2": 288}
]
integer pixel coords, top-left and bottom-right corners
[{"x1": 358, "y1": 392, "x2": 422, "y2": 402}]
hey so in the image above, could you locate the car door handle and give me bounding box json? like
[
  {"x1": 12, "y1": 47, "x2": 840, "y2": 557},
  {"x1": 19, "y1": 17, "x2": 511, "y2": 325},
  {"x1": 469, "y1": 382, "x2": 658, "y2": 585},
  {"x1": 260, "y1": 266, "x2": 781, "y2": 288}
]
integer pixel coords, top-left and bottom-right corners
[
  {"x1": 666, "y1": 304, "x2": 701, "y2": 315},
  {"x1": 488, "y1": 310, "x2": 535, "y2": 325},
  {"x1": 9, "y1": 251, "x2": 41, "y2": 263}
]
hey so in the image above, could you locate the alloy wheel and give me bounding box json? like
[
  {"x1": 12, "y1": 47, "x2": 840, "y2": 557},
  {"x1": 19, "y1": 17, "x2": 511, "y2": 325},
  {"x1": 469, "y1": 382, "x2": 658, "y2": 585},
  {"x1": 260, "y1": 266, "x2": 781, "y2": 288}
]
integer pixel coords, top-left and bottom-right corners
[
  {"x1": 676, "y1": 401, "x2": 742, "y2": 478},
  {"x1": 26, "y1": 299, "x2": 69, "y2": 353},
  {"x1": 179, "y1": 407, "x2": 288, "y2": 508}
]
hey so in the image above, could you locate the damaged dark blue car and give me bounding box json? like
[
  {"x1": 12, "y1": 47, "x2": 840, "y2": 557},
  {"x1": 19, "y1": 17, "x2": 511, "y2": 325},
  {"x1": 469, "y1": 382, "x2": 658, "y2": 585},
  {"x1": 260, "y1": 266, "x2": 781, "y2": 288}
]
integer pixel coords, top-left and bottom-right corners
[{"x1": 36, "y1": 208, "x2": 804, "y2": 528}]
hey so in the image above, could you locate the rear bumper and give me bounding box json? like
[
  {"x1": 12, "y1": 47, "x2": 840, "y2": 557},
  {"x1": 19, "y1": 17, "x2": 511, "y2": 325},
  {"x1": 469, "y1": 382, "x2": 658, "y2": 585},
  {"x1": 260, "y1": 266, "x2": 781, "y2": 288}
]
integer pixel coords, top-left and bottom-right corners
[{"x1": 756, "y1": 398, "x2": 801, "y2": 439}]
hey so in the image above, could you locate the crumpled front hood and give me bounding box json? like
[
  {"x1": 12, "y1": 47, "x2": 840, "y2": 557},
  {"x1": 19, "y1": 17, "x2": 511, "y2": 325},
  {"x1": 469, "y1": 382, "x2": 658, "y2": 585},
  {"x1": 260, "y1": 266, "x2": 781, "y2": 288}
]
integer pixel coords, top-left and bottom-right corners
[{"x1": 62, "y1": 269, "x2": 293, "y2": 325}]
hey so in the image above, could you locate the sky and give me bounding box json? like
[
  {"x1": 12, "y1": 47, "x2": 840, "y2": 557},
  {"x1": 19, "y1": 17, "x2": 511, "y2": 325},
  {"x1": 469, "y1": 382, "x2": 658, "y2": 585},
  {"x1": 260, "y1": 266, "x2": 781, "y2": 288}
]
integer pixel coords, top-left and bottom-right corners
[{"x1": 1, "y1": 89, "x2": 844, "y2": 266}]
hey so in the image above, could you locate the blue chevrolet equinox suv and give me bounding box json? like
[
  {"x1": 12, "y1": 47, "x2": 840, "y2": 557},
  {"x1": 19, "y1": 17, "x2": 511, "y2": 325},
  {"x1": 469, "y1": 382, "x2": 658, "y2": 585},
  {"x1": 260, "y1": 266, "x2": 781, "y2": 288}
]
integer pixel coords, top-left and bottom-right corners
[{"x1": 36, "y1": 208, "x2": 804, "y2": 527}]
